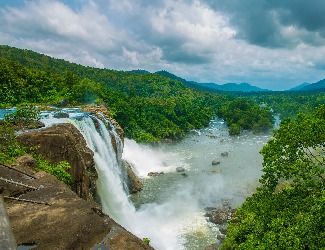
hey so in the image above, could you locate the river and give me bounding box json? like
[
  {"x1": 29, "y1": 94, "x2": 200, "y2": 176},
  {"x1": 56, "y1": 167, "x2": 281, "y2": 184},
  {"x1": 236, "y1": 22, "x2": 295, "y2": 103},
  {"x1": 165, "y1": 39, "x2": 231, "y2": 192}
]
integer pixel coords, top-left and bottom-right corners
[{"x1": 123, "y1": 119, "x2": 270, "y2": 249}]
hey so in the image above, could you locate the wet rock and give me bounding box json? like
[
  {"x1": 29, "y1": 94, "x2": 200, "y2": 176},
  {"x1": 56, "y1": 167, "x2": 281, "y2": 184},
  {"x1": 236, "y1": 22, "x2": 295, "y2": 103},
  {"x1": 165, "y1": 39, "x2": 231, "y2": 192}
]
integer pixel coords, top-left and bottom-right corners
[
  {"x1": 217, "y1": 234, "x2": 226, "y2": 241},
  {"x1": 205, "y1": 206, "x2": 236, "y2": 225},
  {"x1": 148, "y1": 172, "x2": 164, "y2": 177},
  {"x1": 53, "y1": 112, "x2": 69, "y2": 118},
  {"x1": 218, "y1": 224, "x2": 227, "y2": 235},
  {"x1": 17, "y1": 124, "x2": 97, "y2": 201},
  {"x1": 176, "y1": 167, "x2": 185, "y2": 172},
  {"x1": 212, "y1": 160, "x2": 221, "y2": 165},
  {"x1": 122, "y1": 160, "x2": 143, "y2": 193},
  {"x1": 221, "y1": 152, "x2": 229, "y2": 157},
  {"x1": 82, "y1": 105, "x2": 124, "y2": 141}
]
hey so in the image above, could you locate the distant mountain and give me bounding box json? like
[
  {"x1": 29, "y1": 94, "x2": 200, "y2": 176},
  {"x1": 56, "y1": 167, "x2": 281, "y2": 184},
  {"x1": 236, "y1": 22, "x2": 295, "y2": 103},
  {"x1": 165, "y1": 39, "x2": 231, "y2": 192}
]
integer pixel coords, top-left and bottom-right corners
[
  {"x1": 154, "y1": 70, "x2": 270, "y2": 92},
  {"x1": 300, "y1": 79, "x2": 325, "y2": 91},
  {"x1": 289, "y1": 82, "x2": 310, "y2": 91}
]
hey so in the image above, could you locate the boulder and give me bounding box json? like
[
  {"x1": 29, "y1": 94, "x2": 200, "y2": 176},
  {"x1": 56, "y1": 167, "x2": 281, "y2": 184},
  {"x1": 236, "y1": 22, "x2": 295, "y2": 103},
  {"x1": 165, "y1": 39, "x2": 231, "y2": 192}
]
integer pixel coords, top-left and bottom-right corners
[
  {"x1": 148, "y1": 172, "x2": 164, "y2": 177},
  {"x1": 212, "y1": 160, "x2": 221, "y2": 165},
  {"x1": 217, "y1": 234, "x2": 226, "y2": 241},
  {"x1": 53, "y1": 112, "x2": 69, "y2": 118},
  {"x1": 205, "y1": 206, "x2": 236, "y2": 225},
  {"x1": 221, "y1": 152, "x2": 229, "y2": 157},
  {"x1": 17, "y1": 123, "x2": 97, "y2": 201},
  {"x1": 122, "y1": 160, "x2": 143, "y2": 193},
  {"x1": 176, "y1": 167, "x2": 185, "y2": 172}
]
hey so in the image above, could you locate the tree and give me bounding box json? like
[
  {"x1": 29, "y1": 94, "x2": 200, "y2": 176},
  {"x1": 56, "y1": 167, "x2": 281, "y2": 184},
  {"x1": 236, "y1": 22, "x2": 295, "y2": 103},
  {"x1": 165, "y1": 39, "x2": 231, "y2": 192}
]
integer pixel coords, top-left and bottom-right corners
[{"x1": 222, "y1": 105, "x2": 325, "y2": 250}]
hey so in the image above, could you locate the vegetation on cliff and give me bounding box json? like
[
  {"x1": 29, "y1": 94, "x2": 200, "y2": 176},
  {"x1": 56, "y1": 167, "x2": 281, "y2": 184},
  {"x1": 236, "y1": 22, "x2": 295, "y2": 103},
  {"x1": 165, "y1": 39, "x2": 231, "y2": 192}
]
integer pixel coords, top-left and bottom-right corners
[
  {"x1": 221, "y1": 105, "x2": 325, "y2": 249},
  {"x1": 0, "y1": 106, "x2": 72, "y2": 184}
]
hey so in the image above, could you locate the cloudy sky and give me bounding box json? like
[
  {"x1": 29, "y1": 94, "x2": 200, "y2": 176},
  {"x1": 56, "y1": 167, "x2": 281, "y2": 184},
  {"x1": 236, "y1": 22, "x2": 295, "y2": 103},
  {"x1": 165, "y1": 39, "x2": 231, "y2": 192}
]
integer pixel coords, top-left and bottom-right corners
[{"x1": 0, "y1": 0, "x2": 324, "y2": 90}]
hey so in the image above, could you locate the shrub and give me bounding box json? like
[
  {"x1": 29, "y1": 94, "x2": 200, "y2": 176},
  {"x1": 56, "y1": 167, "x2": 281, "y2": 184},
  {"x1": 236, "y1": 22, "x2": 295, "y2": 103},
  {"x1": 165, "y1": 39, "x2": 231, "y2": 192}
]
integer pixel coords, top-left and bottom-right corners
[
  {"x1": 0, "y1": 122, "x2": 26, "y2": 163},
  {"x1": 4, "y1": 104, "x2": 40, "y2": 129},
  {"x1": 36, "y1": 158, "x2": 72, "y2": 185}
]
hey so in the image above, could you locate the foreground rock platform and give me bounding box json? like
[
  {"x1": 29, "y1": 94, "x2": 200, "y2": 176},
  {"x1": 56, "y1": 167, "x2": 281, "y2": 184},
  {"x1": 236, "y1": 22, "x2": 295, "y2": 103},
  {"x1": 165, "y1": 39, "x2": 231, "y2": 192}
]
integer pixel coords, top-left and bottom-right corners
[{"x1": 2, "y1": 164, "x2": 152, "y2": 250}]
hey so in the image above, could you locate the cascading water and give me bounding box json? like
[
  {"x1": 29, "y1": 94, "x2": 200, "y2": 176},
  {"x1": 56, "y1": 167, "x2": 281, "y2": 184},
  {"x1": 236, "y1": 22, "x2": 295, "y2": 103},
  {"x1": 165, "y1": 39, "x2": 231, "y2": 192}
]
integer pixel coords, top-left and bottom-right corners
[{"x1": 71, "y1": 116, "x2": 136, "y2": 227}]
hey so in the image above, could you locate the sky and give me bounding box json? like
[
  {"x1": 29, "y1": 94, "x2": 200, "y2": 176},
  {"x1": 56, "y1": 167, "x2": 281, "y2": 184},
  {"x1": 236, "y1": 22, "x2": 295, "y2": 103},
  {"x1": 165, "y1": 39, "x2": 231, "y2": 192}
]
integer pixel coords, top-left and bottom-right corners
[{"x1": 0, "y1": 0, "x2": 324, "y2": 90}]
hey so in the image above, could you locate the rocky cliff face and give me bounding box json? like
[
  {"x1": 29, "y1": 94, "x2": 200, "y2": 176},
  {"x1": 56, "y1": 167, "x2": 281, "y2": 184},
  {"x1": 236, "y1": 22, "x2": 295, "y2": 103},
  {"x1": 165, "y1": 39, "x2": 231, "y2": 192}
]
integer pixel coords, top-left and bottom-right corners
[
  {"x1": 83, "y1": 104, "x2": 124, "y2": 140},
  {"x1": 17, "y1": 123, "x2": 97, "y2": 201},
  {"x1": 3, "y1": 158, "x2": 152, "y2": 250}
]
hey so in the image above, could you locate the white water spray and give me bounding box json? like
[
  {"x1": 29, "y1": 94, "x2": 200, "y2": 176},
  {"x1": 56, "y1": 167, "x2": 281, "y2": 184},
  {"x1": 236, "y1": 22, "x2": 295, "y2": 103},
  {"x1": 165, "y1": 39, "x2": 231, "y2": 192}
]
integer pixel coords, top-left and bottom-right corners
[{"x1": 72, "y1": 116, "x2": 136, "y2": 227}]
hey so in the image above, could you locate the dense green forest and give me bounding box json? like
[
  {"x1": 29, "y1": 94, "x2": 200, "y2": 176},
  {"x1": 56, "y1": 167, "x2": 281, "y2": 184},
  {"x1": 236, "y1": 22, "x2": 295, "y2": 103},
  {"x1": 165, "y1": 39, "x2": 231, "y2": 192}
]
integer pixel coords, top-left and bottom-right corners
[
  {"x1": 222, "y1": 105, "x2": 325, "y2": 249},
  {"x1": 0, "y1": 45, "x2": 274, "y2": 141},
  {"x1": 236, "y1": 91, "x2": 325, "y2": 119}
]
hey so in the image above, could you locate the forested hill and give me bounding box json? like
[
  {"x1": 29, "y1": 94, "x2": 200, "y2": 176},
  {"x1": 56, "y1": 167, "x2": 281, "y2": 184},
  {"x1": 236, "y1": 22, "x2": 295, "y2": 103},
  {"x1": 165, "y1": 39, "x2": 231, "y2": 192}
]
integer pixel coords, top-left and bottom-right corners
[
  {"x1": 0, "y1": 45, "x2": 274, "y2": 141},
  {"x1": 289, "y1": 79, "x2": 325, "y2": 91}
]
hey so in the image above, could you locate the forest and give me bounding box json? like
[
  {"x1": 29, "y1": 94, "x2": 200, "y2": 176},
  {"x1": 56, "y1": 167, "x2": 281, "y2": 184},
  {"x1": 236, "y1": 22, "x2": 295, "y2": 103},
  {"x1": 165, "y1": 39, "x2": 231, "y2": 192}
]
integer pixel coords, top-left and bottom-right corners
[{"x1": 0, "y1": 45, "x2": 277, "y2": 141}]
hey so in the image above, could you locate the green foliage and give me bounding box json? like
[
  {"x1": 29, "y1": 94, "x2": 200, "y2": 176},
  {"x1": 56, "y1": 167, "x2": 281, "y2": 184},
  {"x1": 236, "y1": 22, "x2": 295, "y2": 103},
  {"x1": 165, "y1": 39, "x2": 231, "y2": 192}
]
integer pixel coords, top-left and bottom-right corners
[
  {"x1": 236, "y1": 91, "x2": 325, "y2": 120},
  {"x1": 219, "y1": 99, "x2": 273, "y2": 135},
  {"x1": 36, "y1": 158, "x2": 72, "y2": 185},
  {"x1": 4, "y1": 104, "x2": 40, "y2": 129},
  {"x1": 142, "y1": 238, "x2": 150, "y2": 246},
  {"x1": 0, "y1": 45, "x2": 274, "y2": 141},
  {"x1": 0, "y1": 46, "x2": 227, "y2": 142},
  {"x1": 222, "y1": 106, "x2": 325, "y2": 249},
  {"x1": 0, "y1": 123, "x2": 26, "y2": 163}
]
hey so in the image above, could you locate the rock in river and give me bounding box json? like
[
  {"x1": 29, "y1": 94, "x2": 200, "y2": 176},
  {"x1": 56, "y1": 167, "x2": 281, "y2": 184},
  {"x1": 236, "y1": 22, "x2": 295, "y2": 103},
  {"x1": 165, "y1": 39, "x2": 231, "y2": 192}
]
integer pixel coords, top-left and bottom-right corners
[
  {"x1": 212, "y1": 160, "x2": 221, "y2": 165},
  {"x1": 221, "y1": 152, "x2": 229, "y2": 157},
  {"x1": 148, "y1": 172, "x2": 164, "y2": 177},
  {"x1": 176, "y1": 167, "x2": 185, "y2": 172}
]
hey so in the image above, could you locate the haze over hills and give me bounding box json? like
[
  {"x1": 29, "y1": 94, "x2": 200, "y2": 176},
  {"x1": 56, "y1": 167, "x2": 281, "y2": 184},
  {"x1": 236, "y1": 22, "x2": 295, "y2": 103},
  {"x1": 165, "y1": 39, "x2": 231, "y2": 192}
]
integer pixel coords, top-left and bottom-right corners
[
  {"x1": 154, "y1": 70, "x2": 270, "y2": 92},
  {"x1": 289, "y1": 79, "x2": 325, "y2": 91},
  {"x1": 289, "y1": 82, "x2": 311, "y2": 91}
]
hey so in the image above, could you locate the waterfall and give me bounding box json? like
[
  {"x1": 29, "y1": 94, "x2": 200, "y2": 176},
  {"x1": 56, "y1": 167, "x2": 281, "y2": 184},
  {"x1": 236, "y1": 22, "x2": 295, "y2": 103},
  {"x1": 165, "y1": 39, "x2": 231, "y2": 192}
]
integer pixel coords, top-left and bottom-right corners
[
  {"x1": 71, "y1": 115, "x2": 136, "y2": 227},
  {"x1": 38, "y1": 109, "x2": 223, "y2": 249}
]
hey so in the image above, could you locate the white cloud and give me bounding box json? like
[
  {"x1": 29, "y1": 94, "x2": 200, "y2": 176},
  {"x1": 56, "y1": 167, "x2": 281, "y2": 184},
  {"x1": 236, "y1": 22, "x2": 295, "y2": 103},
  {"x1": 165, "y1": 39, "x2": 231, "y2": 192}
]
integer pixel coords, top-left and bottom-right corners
[{"x1": 0, "y1": 0, "x2": 324, "y2": 90}]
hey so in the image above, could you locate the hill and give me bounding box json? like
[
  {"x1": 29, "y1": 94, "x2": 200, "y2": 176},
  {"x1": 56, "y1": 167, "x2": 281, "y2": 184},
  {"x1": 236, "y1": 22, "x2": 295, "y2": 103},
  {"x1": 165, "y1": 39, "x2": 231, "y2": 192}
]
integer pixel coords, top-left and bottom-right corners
[
  {"x1": 289, "y1": 82, "x2": 310, "y2": 91},
  {"x1": 300, "y1": 79, "x2": 325, "y2": 91},
  {"x1": 154, "y1": 70, "x2": 269, "y2": 92},
  {"x1": 188, "y1": 82, "x2": 270, "y2": 92}
]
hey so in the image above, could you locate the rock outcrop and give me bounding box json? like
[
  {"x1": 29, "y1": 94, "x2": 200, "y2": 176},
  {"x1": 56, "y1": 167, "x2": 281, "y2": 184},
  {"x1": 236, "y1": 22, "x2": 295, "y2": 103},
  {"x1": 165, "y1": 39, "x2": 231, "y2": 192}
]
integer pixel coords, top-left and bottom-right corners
[
  {"x1": 205, "y1": 202, "x2": 236, "y2": 246},
  {"x1": 82, "y1": 104, "x2": 124, "y2": 140},
  {"x1": 17, "y1": 124, "x2": 97, "y2": 201},
  {"x1": 122, "y1": 160, "x2": 143, "y2": 193},
  {"x1": 2, "y1": 161, "x2": 152, "y2": 250},
  {"x1": 212, "y1": 160, "x2": 221, "y2": 165}
]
